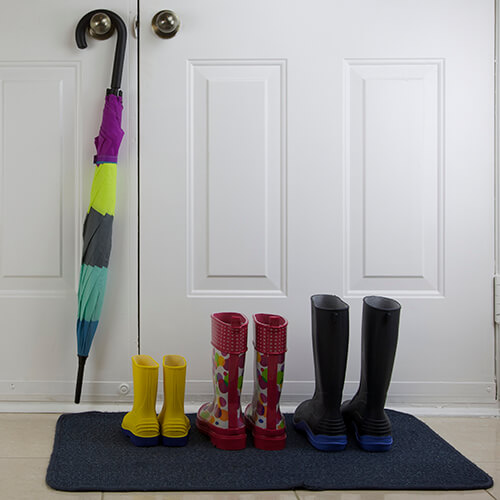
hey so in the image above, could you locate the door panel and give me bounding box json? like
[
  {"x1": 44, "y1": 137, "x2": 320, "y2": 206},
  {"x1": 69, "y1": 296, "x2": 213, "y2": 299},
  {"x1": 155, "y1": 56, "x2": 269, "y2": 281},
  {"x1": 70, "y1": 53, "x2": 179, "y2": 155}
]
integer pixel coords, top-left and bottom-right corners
[
  {"x1": 188, "y1": 60, "x2": 286, "y2": 295},
  {"x1": 0, "y1": 1, "x2": 137, "y2": 402},
  {"x1": 140, "y1": 0, "x2": 495, "y2": 403},
  {"x1": 345, "y1": 60, "x2": 443, "y2": 294}
]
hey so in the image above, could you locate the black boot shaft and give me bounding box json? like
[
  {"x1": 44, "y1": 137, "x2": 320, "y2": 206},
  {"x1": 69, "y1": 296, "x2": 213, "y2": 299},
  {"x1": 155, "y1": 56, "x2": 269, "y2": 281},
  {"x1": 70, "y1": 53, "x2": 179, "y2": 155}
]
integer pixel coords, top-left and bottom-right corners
[
  {"x1": 361, "y1": 296, "x2": 400, "y2": 419},
  {"x1": 311, "y1": 294, "x2": 349, "y2": 410},
  {"x1": 293, "y1": 294, "x2": 350, "y2": 446}
]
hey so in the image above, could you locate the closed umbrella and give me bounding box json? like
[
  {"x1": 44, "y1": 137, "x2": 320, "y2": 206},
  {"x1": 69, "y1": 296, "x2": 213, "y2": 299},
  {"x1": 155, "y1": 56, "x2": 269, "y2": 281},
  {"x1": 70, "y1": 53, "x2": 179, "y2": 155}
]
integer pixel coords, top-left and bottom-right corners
[{"x1": 74, "y1": 10, "x2": 127, "y2": 404}]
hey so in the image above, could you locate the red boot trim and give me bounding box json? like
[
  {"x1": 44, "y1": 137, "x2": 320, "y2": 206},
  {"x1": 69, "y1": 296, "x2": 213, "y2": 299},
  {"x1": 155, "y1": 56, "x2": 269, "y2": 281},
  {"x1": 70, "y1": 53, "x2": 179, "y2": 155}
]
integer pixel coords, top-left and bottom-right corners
[
  {"x1": 227, "y1": 354, "x2": 240, "y2": 429},
  {"x1": 211, "y1": 313, "x2": 248, "y2": 354},
  {"x1": 267, "y1": 354, "x2": 278, "y2": 429},
  {"x1": 196, "y1": 414, "x2": 246, "y2": 450},
  {"x1": 244, "y1": 413, "x2": 286, "y2": 450},
  {"x1": 253, "y1": 314, "x2": 287, "y2": 354}
]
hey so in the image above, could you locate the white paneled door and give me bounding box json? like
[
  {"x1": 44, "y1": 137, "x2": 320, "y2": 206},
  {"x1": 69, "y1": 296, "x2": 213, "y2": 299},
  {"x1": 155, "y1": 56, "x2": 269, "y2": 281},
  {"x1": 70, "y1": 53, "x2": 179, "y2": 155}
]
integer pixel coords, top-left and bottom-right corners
[
  {"x1": 0, "y1": 1, "x2": 495, "y2": 406},
  {"x1": 0, "y1": 1, "x2": 137, "y2": 402},
  {"x1": 140, "y1": 0, "x2": 496, "y2": 403}
]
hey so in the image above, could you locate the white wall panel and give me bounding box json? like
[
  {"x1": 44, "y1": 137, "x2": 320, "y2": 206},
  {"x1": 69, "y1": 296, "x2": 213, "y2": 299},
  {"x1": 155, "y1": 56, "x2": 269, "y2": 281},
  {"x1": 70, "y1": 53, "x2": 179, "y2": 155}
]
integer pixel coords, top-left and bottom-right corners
[
  {"x1": 188, "y1": 60, "x2": 287, "y2": 296},
  {"x1": 0, "y1": 65, "x2": 77, "y2": 292},
  {"x1": 344, "y1": 60, "x2": 444, "y2": 296},
  {"x1": 207, "y1": 79, "x2": 267, "y2": 277}
]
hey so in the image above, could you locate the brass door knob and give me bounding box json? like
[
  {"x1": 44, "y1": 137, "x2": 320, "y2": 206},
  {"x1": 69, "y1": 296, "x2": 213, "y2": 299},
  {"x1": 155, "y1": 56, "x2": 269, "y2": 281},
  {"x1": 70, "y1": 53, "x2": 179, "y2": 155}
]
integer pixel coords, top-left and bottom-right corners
[
  {"x1": 88, "y1": 12, "x2": 114, "y2": 40},
  {"x1": 152, "y1": 10, "x2": 180, "y2": 39}
]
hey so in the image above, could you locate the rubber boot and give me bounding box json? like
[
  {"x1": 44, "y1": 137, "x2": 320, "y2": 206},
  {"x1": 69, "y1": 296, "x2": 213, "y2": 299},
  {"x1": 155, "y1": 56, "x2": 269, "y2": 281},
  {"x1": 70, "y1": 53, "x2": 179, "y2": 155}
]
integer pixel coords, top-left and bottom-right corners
[
  {"x1": 244, "y1": 313, "x2": 288, "y2": 450},
  {"x1": 121, "y1": 355, "x2": 161, "y2": 446},
  {"x1": 158, "y1": 355, "x2": 190, "y2": 446},
  {"x1": 341, "y1": 296, "x2": 401, "y2": 452},
  {"x1": 196, "y1": 312, "x2": 248, "y2": 450},
  {"x1": 293, "y1": 295, "x2": 349, "y2": 451}
]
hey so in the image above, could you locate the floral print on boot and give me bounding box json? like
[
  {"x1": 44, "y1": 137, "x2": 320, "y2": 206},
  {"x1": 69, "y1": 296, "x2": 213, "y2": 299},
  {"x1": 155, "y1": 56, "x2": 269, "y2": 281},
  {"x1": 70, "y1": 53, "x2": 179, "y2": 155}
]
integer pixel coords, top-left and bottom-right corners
[
  {"x1": 245, "y1": 314, "x2": 288, "y2": 450},
  {"x1": 196, "y1": 312, "x2": 248, "y2": 450}
]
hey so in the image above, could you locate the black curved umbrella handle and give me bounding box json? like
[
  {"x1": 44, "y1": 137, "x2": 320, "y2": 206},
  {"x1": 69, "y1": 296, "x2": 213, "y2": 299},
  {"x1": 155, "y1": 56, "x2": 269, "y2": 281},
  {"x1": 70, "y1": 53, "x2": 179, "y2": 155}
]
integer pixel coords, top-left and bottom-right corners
[{"x1": 75, "y1": 9, "x2": 127, "y2": 95}]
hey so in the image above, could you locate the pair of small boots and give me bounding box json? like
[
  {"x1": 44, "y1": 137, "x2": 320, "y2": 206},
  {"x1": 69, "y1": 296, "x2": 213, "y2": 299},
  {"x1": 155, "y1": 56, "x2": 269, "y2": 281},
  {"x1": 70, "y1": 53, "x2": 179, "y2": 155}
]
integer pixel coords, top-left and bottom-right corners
[
  {"x1": 121, "y1": 354, "x2": 190, "y2": 447},
  {"x1": 196, "y1": 312, "x2": 288, "y2": 451},
  {"x1": 293, "y1": 294, "x2": 401, "y2": 452}
]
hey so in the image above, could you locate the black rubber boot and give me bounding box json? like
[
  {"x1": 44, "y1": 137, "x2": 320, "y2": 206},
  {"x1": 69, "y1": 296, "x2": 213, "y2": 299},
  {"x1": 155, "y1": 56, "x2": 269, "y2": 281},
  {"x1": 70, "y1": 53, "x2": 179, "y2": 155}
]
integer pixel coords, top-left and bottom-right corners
[
  {"x1": 293, "y1": 294, "x2": 349, "y2": 451},
  {"x1": 341, "y1": 296, "x2": 401, "y2": 452}
]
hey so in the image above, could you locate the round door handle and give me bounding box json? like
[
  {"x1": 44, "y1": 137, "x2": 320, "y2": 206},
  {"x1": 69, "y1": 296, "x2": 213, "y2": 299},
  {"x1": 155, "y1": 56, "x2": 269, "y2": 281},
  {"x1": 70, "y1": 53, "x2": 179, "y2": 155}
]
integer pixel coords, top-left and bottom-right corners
[
  {"x1": 152, "y1": 10, "x2": 180, "y2": 39},
  {"x1": 88, "y1": 12, "x2": 115, "y2": 40}
]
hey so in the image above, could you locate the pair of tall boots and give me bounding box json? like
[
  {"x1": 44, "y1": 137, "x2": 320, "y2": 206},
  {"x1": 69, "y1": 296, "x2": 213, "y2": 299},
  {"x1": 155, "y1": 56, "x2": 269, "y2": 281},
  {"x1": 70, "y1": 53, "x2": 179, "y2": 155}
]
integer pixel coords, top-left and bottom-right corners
[
  {"x1": 121, "y1": 354, "x2": 190, "y2": 447},
  {"x1": 196, "y1": 312, "x2": 288, "y2": 451},
  {"x1": 293, "y1": 294, "x2": 401, "y2": 452}
]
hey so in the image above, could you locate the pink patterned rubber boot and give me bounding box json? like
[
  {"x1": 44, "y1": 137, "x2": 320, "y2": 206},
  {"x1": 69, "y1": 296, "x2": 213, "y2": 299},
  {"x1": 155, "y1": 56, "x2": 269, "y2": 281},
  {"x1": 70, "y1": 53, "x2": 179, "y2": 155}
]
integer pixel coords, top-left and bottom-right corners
[
  {"x1": 196, "y1": 312, "x2": 248, "y2": 450},
  {"x1": 244, "y1": 313, "x2": 288, "y2": 450}
]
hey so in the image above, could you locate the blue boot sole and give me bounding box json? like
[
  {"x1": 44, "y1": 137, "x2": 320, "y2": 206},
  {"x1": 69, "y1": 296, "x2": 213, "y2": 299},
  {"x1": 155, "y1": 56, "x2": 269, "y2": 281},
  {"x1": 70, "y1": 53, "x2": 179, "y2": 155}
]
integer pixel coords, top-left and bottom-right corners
[
  {"x1": 121, "y1": 427, "x2": 160, "y2": 447},
  {"x1": 162, "y1": 433, "x2": 189, "y2": 447},
  {"x1": 294, "y1": 420, "x2": 347, "y2": 451},
  {"x1": 353, "y1": 422, "x2": 393, "y2": 452}
]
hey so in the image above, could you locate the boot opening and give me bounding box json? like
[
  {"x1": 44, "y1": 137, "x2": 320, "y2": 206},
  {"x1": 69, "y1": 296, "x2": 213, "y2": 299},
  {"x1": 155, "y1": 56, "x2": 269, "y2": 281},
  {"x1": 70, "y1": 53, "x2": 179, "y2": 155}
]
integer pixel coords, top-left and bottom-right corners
[
  {"x1": 133, "y1": 355, "x2": 159, "y2": 368},
  {"x1": 163, "y1": 354, "x2": 186, "y2": 368},
  {"x1": 311, "y1": 294, "x2": 349, "y2": 311},
  {"x1": 212, "y1": 312, "x2": 249, "y2": 328},
  {"x1": 254, "y1": 313, "x2": 287, "y2": 327},
  {"x1": 364, "y1": 296, "x2": 401, "y2": 311}
]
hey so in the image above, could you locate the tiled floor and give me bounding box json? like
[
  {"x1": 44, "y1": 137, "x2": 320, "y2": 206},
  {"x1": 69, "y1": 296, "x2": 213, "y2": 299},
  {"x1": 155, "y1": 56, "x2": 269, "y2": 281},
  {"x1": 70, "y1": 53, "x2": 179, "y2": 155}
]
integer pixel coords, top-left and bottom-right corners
[{"x1": 0, "y1": 413, "x2": 498, "y2": 499}]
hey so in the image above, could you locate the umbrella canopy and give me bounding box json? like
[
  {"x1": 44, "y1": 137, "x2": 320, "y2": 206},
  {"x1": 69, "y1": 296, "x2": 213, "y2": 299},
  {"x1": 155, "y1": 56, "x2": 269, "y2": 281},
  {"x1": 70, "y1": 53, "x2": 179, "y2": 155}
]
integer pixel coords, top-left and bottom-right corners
[
  {"x1": 74, "y1": 10, "x2": 126, "y2": 404},
  {"x1": 75, "y1": 93, "x2": 124, "y2": 403}
]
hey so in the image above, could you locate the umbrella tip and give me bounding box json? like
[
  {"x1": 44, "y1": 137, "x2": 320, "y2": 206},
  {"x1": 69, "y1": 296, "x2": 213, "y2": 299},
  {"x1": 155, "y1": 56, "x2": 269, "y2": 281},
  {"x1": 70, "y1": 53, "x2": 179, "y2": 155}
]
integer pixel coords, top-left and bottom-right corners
[{"x1": 74, "y1": 355, "x2": 88, "y2": 404}]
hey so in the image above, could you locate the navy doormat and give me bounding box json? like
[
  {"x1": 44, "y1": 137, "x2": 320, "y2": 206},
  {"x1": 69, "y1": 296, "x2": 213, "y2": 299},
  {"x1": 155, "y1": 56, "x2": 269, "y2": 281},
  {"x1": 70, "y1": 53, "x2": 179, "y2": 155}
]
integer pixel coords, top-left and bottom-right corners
[{"x1": 46, "y1": 411, "x2": 493, "y2": 492}]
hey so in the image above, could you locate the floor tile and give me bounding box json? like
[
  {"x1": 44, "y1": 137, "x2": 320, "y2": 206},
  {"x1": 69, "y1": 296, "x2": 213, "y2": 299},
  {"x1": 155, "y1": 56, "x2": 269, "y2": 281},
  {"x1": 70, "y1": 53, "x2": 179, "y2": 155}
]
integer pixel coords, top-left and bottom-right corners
[
  {"x1": 103, "y1": 492, "x2": 298, "y2": 499},
  {"x1": 0, "y1": 413, "x2": 60, "y2": 458},
  {"x1": 2, "y1": 414, "x2": 498, "y2": 499},
  {"x1": 295, "y1": 490, "x2": 494, "y2": 499},
  {"x1": 0, "y1": 457, "x2": 101, "y2": 499},
  {"x1": 420, "y1": 417, "x2": 500, "y2": 463},
  {"x1": 475, "y1": 462, "x2": 498, "y2": 499}
]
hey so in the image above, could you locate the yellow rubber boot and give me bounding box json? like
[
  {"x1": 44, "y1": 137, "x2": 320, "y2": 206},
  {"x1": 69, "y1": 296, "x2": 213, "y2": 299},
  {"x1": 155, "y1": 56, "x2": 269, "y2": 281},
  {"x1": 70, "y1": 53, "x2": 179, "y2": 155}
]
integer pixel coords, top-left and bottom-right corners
[
  {"x1": 158, "y1": 355, "x2": 190, "y2": 446},
  {"x1": 121, "y1": 355, "x2": 160, "y2": 446}
]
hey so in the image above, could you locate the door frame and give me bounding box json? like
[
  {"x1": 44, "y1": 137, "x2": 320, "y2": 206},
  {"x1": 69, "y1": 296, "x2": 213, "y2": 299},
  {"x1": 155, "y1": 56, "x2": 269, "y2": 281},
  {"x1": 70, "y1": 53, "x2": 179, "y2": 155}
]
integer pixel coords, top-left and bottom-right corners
[{"x1": 495, "y1": 0, "x2": 499, "y2": 401}]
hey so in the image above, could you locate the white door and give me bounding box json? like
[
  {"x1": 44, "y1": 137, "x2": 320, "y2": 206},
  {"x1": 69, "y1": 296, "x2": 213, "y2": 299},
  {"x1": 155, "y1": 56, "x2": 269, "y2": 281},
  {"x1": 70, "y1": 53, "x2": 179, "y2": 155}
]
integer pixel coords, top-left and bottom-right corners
[
  {"x1": 140, "y1": 0, "x2": 495, "y2": 405},
  {"x1": 0, "y1": 1, "x2": 138, "y2": 403}
]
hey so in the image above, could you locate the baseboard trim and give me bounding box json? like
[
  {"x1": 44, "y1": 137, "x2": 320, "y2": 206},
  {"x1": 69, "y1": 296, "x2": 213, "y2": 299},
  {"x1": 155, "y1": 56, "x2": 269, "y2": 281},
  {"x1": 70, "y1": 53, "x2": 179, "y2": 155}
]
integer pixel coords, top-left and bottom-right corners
[
  {"x1": 0, "y1": 401, "x2": 498, "y2": 417},
  {"x1": 0, "y1": 379, "x2": 496, "y2": 412}
]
